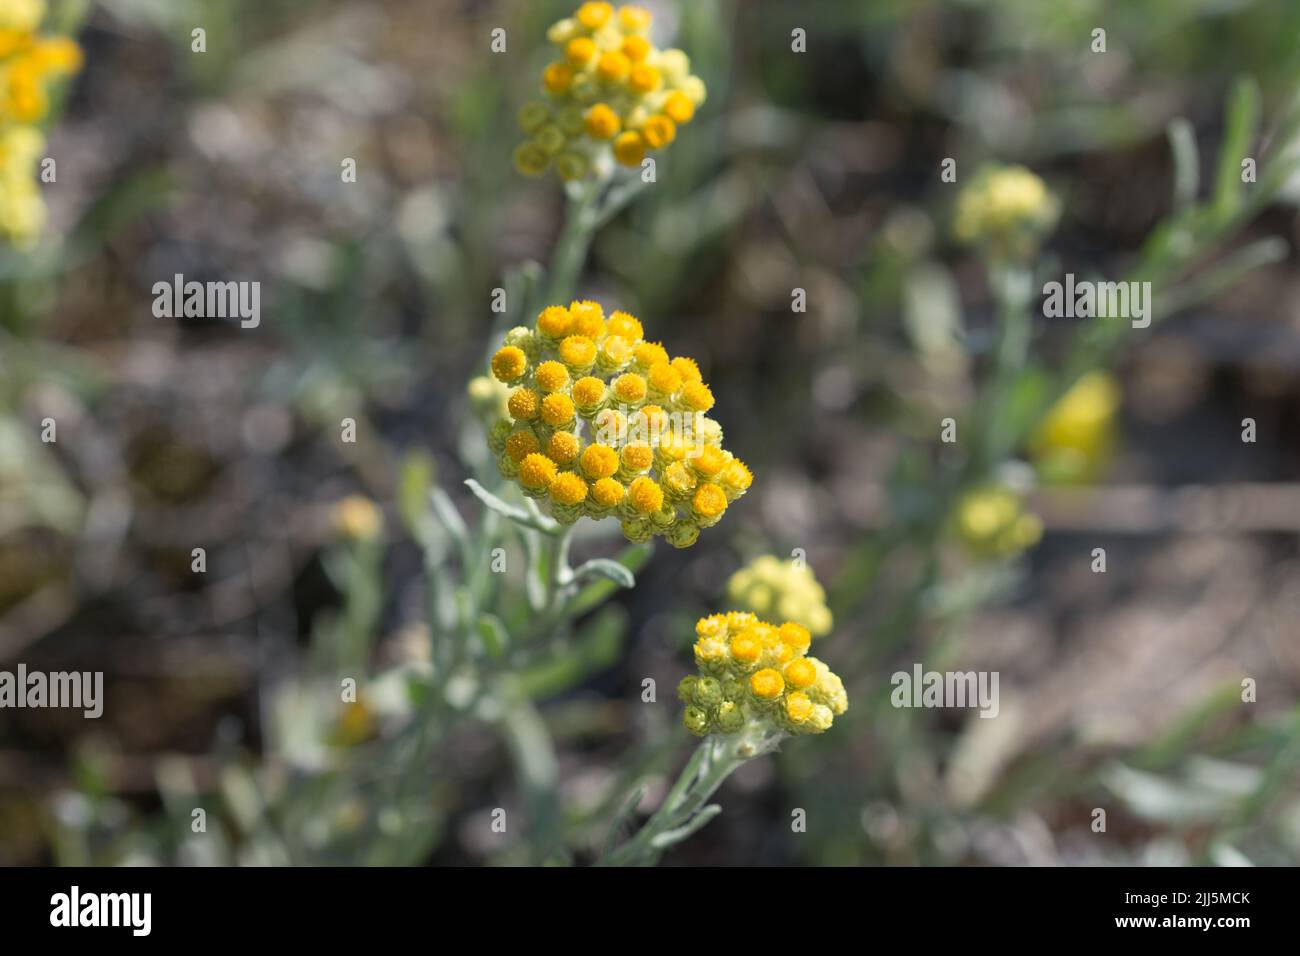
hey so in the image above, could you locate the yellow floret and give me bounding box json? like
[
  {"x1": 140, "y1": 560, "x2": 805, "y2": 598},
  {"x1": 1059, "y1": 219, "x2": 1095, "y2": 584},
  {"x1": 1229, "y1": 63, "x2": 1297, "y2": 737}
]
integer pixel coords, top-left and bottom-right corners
[
  {"x1": 691, "y1": 445, "x2": 727, "y2": 478},
  {"x1": 680, "y1": 380, "x2": 715, "y2": 412},
  {"x1": 628, "y1": 64, "x2": 662, "y2": 95},
  {"x1": 597, "y1": 51, "x2": 631, "y2": 83},
  {"x1": 646, "y1": 361, "x2": 682, "y2": 395},
  {"x1": 612, "y1": 372, "x2": 648, "y2": 404},
  {"x1": 663, "y1": 91, "x2": 695, "y2": 124},
  {"x1": 622, "y1": 35, "x2": 651, "y2": 62},
  {"x1": 729, "y1": 633, "x2": 761, "y2": 665},
  {"x1": 540, "y1": 392, "x2": 576, "y2": 426},
  {"x1": 550, "y1": 471, "x2": 589, "y2": 505},
  {"x1": 543, "y1": 62, "x2": 575, "y2": 93},
  {"x1": 565, "y1": 36, "x2": 597, "y2": 66},
  {"x1": 618, "y1": 4, "x2": 652, "y2": 32},
  {"x1": 640, "y1": 114, "x2": 676, "y2": 149},
  {"x1": 580, "y1": 443, "x2": 620, "y2": 479},
  {"x1": 577, "y1": 1, "x2": 613, "y2": 28},
  {"x1": 546, "y1": 430, "x2": 581, "y2": 464},
  {"x1": 785, "y1": 692, "x2": 814, "y2": 723},
  {"x1": 633, "y1": 340, "x2": 670, "y2": 368},
  {"x1": 750, "y1": 668, "x2": 785, "y2": 700},
  {"x1": 571, "y1": 376, "x2": 607, "y2": 408},
  {"x1": 590, "y1": 477, "x2": 626, "y2": 507},
  {"x1": 537, "y1": 306, "x2": 573, "y2": 339},
  {"x1": 721, "y1": 458, "x2": 752, "y2": 493},
  {"x1": 534, "y1": 360, "x2": 570, "y2": 393},
  {"x1": 558, "y1": 336, "x2": 597, "y2": 371},
  {"x1": 607, "y1": 310, "x2": 643, "y2": 340},
  {"x1": 491, "y1": 346, "x2": 528, "y2": 383},
  {"x1": 778, "y1": 622, "x2": 812, "y2": 654},
  {"x1": 505, "y1": 430, "x2": 541, "y2": 462},
  {"x1": 691, "y1": 483, "x2": 728, "y2": 520},
  {"x1": 620, "y1": 442, "x2": 654, "y2": 472},
  {"x1": 783, "y1": 658, "x2": 817, "y2": 691},
  {"x1": 569, "y1": 300, "x2": 606, "y2": 338},
  {"x1": 508, "y1": 387, "x2": 540, "y2": 421},
  {"x1": 670, "y1": 356, "x2": 702, "y2": 382},
  {"x1": 613, "y1": 130, "x2": 646, "y2": 166},
  {"x1": 626, "y1": 476, "x2": 664, "y2": 514},
  {"x1": 519, "y1": 453, "x2": 558, "y2": 490},
  {"x1": 584, "y1": 103, "x2": 621, "y2": 140}
]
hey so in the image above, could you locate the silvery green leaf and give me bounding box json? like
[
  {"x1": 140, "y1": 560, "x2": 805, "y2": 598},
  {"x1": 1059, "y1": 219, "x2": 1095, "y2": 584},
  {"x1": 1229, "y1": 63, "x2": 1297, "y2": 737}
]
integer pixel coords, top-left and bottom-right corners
[
  {"x1": 572, "y1": 557, "x2": 636, "y2": 590},
  {"x1": 649, "y1": 804, "x2": 722, "y2": 849}
]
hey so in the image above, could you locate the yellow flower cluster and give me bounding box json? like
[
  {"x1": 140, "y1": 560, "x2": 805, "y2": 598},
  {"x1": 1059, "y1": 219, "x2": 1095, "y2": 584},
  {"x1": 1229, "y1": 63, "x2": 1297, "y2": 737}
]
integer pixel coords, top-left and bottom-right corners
[
  {"x1": 0, "y1": 0, "x2": 82, "y2": 245},
  {"x1": 513, "y1": 2, "x2": 707, "y2": 181},
  {"x1": 953, "y1": 164, "x2": 1058, "y2": 259},
  {"x1": 952, "y1": 484, "x2": 1042, "y2": 560},
  {"x1": 679, "y1": 612, "x2": 847, "y2": 737},
  {"x1": 1028, "y1": 371, "x2": 1121, "y2": 484},
  {"x1": 726, "y1": 555, "x2": 832, "y2": 638},
  {"x1": 487, "y1": 300, "x2": 751, "y2": 548}
]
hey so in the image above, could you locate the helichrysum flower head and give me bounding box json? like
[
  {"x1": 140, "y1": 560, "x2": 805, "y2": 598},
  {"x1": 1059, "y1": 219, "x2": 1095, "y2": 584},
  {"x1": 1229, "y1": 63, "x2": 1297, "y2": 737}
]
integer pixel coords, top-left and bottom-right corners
[
  {"x1": 679, "y1": 612, "x2": 846, "y2": 737},
  {"x1": 1027, "y1": 371, "x2": 1121, "y2": 484},
  {"x1": 513, "y1": 3, "x2": 707, "y2": 181},
  {"x1": 953, "y1": 164, "x2": 1058, "y2": 260},
  {"x1": 726, "y1": 555, "x2": 833, "y2": 637},
  {"x1": 488, "y1": 301, "x2": 750, "y2": 546},
  {"x1": 951, "y1": 483, "x2": 1041, "y2": 560}
]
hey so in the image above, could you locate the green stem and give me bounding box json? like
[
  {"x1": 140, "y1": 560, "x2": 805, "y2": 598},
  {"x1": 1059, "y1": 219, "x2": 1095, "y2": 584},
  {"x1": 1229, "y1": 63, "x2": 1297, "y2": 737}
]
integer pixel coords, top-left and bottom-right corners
[
  {"x1": 498, "y1": 694, "x2": 563, "y2": 864},
  {"x1": 543, "y1": 523, "x2": 576, "y2": 614},
  {"x1": 544, "y1": 184, "x2": 601, "y2": 306},
  {"x1": 602, "y1": 730, "x2": 780, "y2": 866}
]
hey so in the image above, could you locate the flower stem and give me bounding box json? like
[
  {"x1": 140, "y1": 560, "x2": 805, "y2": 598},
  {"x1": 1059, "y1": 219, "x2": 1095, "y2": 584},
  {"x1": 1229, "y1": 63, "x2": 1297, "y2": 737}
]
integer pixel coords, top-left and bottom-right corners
[
  {"x1": 545, "y1": 184, "x2": 600, "y2": 306},
  {"x1": 602, "y1": 731, "x2": 780, "y2": 866}
]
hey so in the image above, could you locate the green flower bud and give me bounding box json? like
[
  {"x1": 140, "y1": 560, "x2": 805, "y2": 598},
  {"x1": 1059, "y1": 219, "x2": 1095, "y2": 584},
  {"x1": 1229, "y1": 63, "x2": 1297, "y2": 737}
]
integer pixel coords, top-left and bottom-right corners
[
  {"x1": 518, "y1": 102, "x2": 550, "y2": 133},
  {"x1": 535, "y1": 125, "x2": 566, "y2": 156},
  {"x1": 695, "y1": 676, "x2": 722, "y2": 707},
  {"x1": 683, "y1": 705, "x2": 710, "y2": 736},
  {"x1": 677, "y1": 675, "x2": 698, "y2": 702},
  {"x1": 487, "y1": 418, "x2": 513, "y2": 454},
  {"x1": 621, "y1": 518, "x2": 654, "y2": 544},
  {"x1": 715, "y1": 699, "x2": 745, "y2": 734},
  {"x1": 665, "y1": 521, "x2": 699, "y2": 549}
]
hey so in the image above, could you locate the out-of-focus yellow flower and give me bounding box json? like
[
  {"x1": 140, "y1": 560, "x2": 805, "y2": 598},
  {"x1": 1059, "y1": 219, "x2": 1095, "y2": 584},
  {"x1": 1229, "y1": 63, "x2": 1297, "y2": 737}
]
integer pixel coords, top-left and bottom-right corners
[
  {"x1": 467, "y1": 374, "x2": 512, "y2": 424},
  {"x1": 952, "y1": 484, "x2": 1041, "y2": 560},
  {"x1": 0, "y1": 1, "x2": 82, "y2": 126},
  {"x1": 332, "y1": 495, "x2": 384, "y2": 541},
  {"x1": 679, "y1": 612, "x2": 846, "y2": 737},
  {"x1": 514, "y1": 4, "x2": 707, "y2": 181},
  {"x1": 332, "y1": 698, "x2": 375, "y2": 747},
  {"x1": 726, "y1": 555, "x2": 833, "y2": 637},
  {"x1": 953, "y1": 164, "x2": 1058, "y2": 260},
  {"x1": 1028, "y1": 371, "x2": 1121, "y2": 484},
  {"x1": 489, "y1": 301, "x2": 749, "y2": 547},
  {"x1": 0, "y1": 124, "x2": 44, "y2": 243},
  {"x1": 0, "y1": 3, "x2": 82, "y2": 246}
]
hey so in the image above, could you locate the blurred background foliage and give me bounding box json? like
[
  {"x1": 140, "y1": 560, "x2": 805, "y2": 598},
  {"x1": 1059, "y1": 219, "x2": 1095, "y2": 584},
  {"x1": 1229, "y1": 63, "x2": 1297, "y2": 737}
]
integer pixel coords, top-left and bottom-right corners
[{"x1": 2, "y1": 0, "x2": 1300, "y2": 865}]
